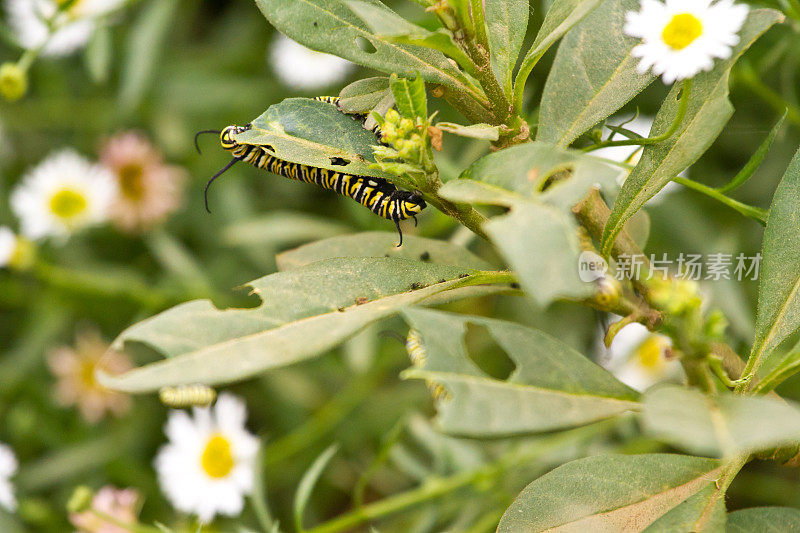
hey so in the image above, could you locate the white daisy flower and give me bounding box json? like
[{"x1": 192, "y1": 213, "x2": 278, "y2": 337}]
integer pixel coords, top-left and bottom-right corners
[
  {"x1": 625, "y1": 0, "x2": 749, "y2": 84},
  {"x1": 0, "y1": 443, "x2": 18, "y2": 513},
  {"x1": 600, "y1": 318, "x2": 684, "y2": 392},
  {"x1": 0, "y1": 227, "x2": 19, "y2": 269},
  {"x1": 155, "y1": 393, "x2": 260, "y2": 524},
  {"x1": 10, "y1": 149, "x2": 117, "y2": 240},
  {"x1": 5, "y1": 0, "x2": 126, "y2": 57},
  {"x1": 269, "y1": 34, "x2": 354, "y2": 90},
  {"x1": 593, "y1": 115, "x2": 683, "y2": 204}
]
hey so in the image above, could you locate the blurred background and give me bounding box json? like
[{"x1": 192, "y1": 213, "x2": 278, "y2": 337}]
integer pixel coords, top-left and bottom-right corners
[{"x1": 1, "y1": 0, "x2": 800, "y2": 531}]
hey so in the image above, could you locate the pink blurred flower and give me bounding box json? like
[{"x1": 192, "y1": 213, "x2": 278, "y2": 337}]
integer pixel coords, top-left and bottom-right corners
[
  {"x1": 100, "y1": 132, "x2": 186, "y2": 233},
  {"x1": 70, "y1": 486, "x2": 141, "y2": 533},
  {"x1": 47, "y1": 328, "x2": 132, "y2": 424}
]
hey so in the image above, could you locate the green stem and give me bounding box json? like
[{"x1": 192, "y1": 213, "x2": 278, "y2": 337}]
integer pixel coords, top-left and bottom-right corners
[
  {"x1": 468, "y1": 0, "x2": 489, "y2": 55},
  {"x1": 692, "y1": 457, "x2": 748, "y2": 531},
  {"x1": 304, "y1": 421, "x2": 617, "y2": 533},
  {"x1": 460, "y1": 37, "x2": 511, "y2": 123},
  {"x1": 708, "y1": 355, "x2": 747, "y2": 389},
  {"x1": 263, "y1": 367, "x2": 386, "y2": 467},
  {"x1": 426, "y1": 193, "x2": 490, "y2": 240},
  {"x1": 672, "y1": 176, "x2": 768, "y2": 225},
  {"x1": 30, "y1": 260, "x2": 182, "y2": 310},
  {"x1": 582, "y1": 79, "x2": 693, "y2": 153}
]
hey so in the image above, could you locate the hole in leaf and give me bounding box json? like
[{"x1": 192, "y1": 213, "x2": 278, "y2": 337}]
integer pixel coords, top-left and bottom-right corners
[
  {"x1": 539, "y1": 165, "x2": 574, "y2": 192},
  {"x1": 356, "y1": 36, "x2": 377, "y2": 53},
  {"x1": 329, "y1": 156, "x2": 350, "y2": 166},
  {"x1": 464, "y1": 323, "x2": 515, "y2": 381}
]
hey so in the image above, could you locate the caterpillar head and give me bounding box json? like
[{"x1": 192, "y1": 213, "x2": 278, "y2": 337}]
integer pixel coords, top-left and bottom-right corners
[
  {"x1": 220, "y1": 125, "x2": 240, "y2": 150},
  {"x1": 398, "y1": 191, "x2": 426, "y2": 216}
]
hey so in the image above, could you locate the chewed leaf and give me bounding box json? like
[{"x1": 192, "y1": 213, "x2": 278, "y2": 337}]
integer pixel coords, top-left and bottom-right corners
[
  {"x1": 498, "y1": 454, "x2": 723, "y2": 532},
  {"x1": 232, "y1": 98, "x2": 390, "y2": 178},
  {"x1": 401, "y1": 308, "x2": 638, "y2": 436},
  {"x1": 98, "y1": 258, "x2": 484, "y2": 393},
  {"x1": 457, "y1": 141, "x2": 619, "y2": 207}
]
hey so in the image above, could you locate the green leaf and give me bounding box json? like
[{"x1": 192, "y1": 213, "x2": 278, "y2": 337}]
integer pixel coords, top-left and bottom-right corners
[
  {"x1": 601, "y1": 9, "x2": 782, "y2": 256},
  {"x1": 439, "y1": 143, "x2": 619, "y2": 306},
  {"x1": 338, "y1": 77, "x2": 390, "y2": 114},
  {"x1": 485, "y1": 202, "x2": 594, "y2": 306},
  {"x1": 717, "y1": 110, "x2": 787, "y2": 193},
  {"x1": 294, "y1": 444, "x2": 339, "y2": 532},
  {"x1": 84, "y1": 22, "x2": 111, "y2": 83},
  {"x1": 401, "y1": 308, "x2": 638, "y2": 436},
  {"x1": 276, "y1": 232, "x2": 491, "y2": 270},
  {"x1": 498, "y1": 454, "x2": 723, "y2": 532},
  {"x1": 747, "y1": 148, "x2": 800, "y2": 379},
  {"x1": 253, "y1": 0, "x2": 483, "y2": 102},
  {"x1": 345, "y1": 0, "x2": 479, "y2": 77},
  {"x1": 438, "y1": 179, "x2": 523, "y2": 206},
  {"x1": 728, "y1": 507, "x2": 800, "y2": 532},
  {"x1": 513, "y1": 0, "x2": 604, "y2": 110},
  {"x1": 754, "y1": 339, "x2": 800, "y2": 394},
  {"x1": 119, "y1": 0, "x2": 178, "y2": 111},
  {"x1": 390, "y1": 73, "x2": 427, "y2": 121},
  {"x1": 233, "y1": 98, "x2": 390, "y2": 179},
  {"x1": 485, "y1": 0, "x2": 529, "y2": 97},
  {"x1": 456, "y1": 141, "x2": 619, "y2": 203},
  {"x1": 98, "y1": 258, "x2": 483, "y2": 393},
  {"x1": 642, "y1": 484, "x2": 726, "y2": 533},
  {"x1": 536, "y1": 0, "x2": 655, "y2": 146},
  {"x1": 222, "y1": 211, "x2": 351, "y2": 249},
  {"x1": 641, "y1": 384, "x2": 800, "y2": 458},
  {"x1": 435, "y1": 122, "x2": 500, "y2": 141}
]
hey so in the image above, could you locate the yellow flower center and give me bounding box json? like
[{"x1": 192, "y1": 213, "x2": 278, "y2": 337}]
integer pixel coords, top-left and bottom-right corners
[
  {"x1": 79, "y1": 359, "x2": 97, "y2": 388},
  {"x1": 201, "y1": 434, "x2": 235, "y2": 479},
  {"x1": 49, "y1": 188, "x2": 88, "y2": 220},
  {"x1": 118, "y1": 163, "x2": 146, "y2": 201},
  {"x1": 662, "y1": 13, "x2": 703, "y2": 50},
  {"x1": 634, "y1": 336, "x2": 666, "y2": 370}
]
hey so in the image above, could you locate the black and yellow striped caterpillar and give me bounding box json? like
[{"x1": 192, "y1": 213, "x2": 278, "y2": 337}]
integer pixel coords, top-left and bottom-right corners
[{"x1": 197, "y1": 97, "x2": 425, "y2": 245}]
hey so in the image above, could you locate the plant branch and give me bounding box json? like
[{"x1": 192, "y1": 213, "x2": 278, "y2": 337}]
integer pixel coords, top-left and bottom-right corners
[{"x1": 468, "y1": 0, "x2": 489, "y2": 52}]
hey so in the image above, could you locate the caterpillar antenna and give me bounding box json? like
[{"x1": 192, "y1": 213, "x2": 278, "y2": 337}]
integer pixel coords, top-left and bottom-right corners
[
  {"x1": 204, "y1": 158, "x2": 238, "y2": 213},
  {"x1": 194, "y1": 129, "x2": 221, "y2": 154}
]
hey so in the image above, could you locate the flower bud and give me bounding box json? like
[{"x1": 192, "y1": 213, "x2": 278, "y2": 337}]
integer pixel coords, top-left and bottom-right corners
[
  {"x1": 704, "y1": 310, "x2": 729, "y2": 340},
  {"x1": 0, "y1": 62, "x2": 28, "y2": 102},
  {"x1": 380, "y1": 123, "x2": 398, "y2": 144},
  {"x1": 384, "y1": 108, "x2": 400, "y2": 125},
  {"x1": 398, "y1": 118, "x2": 414, "y2": 136},
  {"x1": 67, "y1": 486, "x2": 94, "y2": 514}
]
